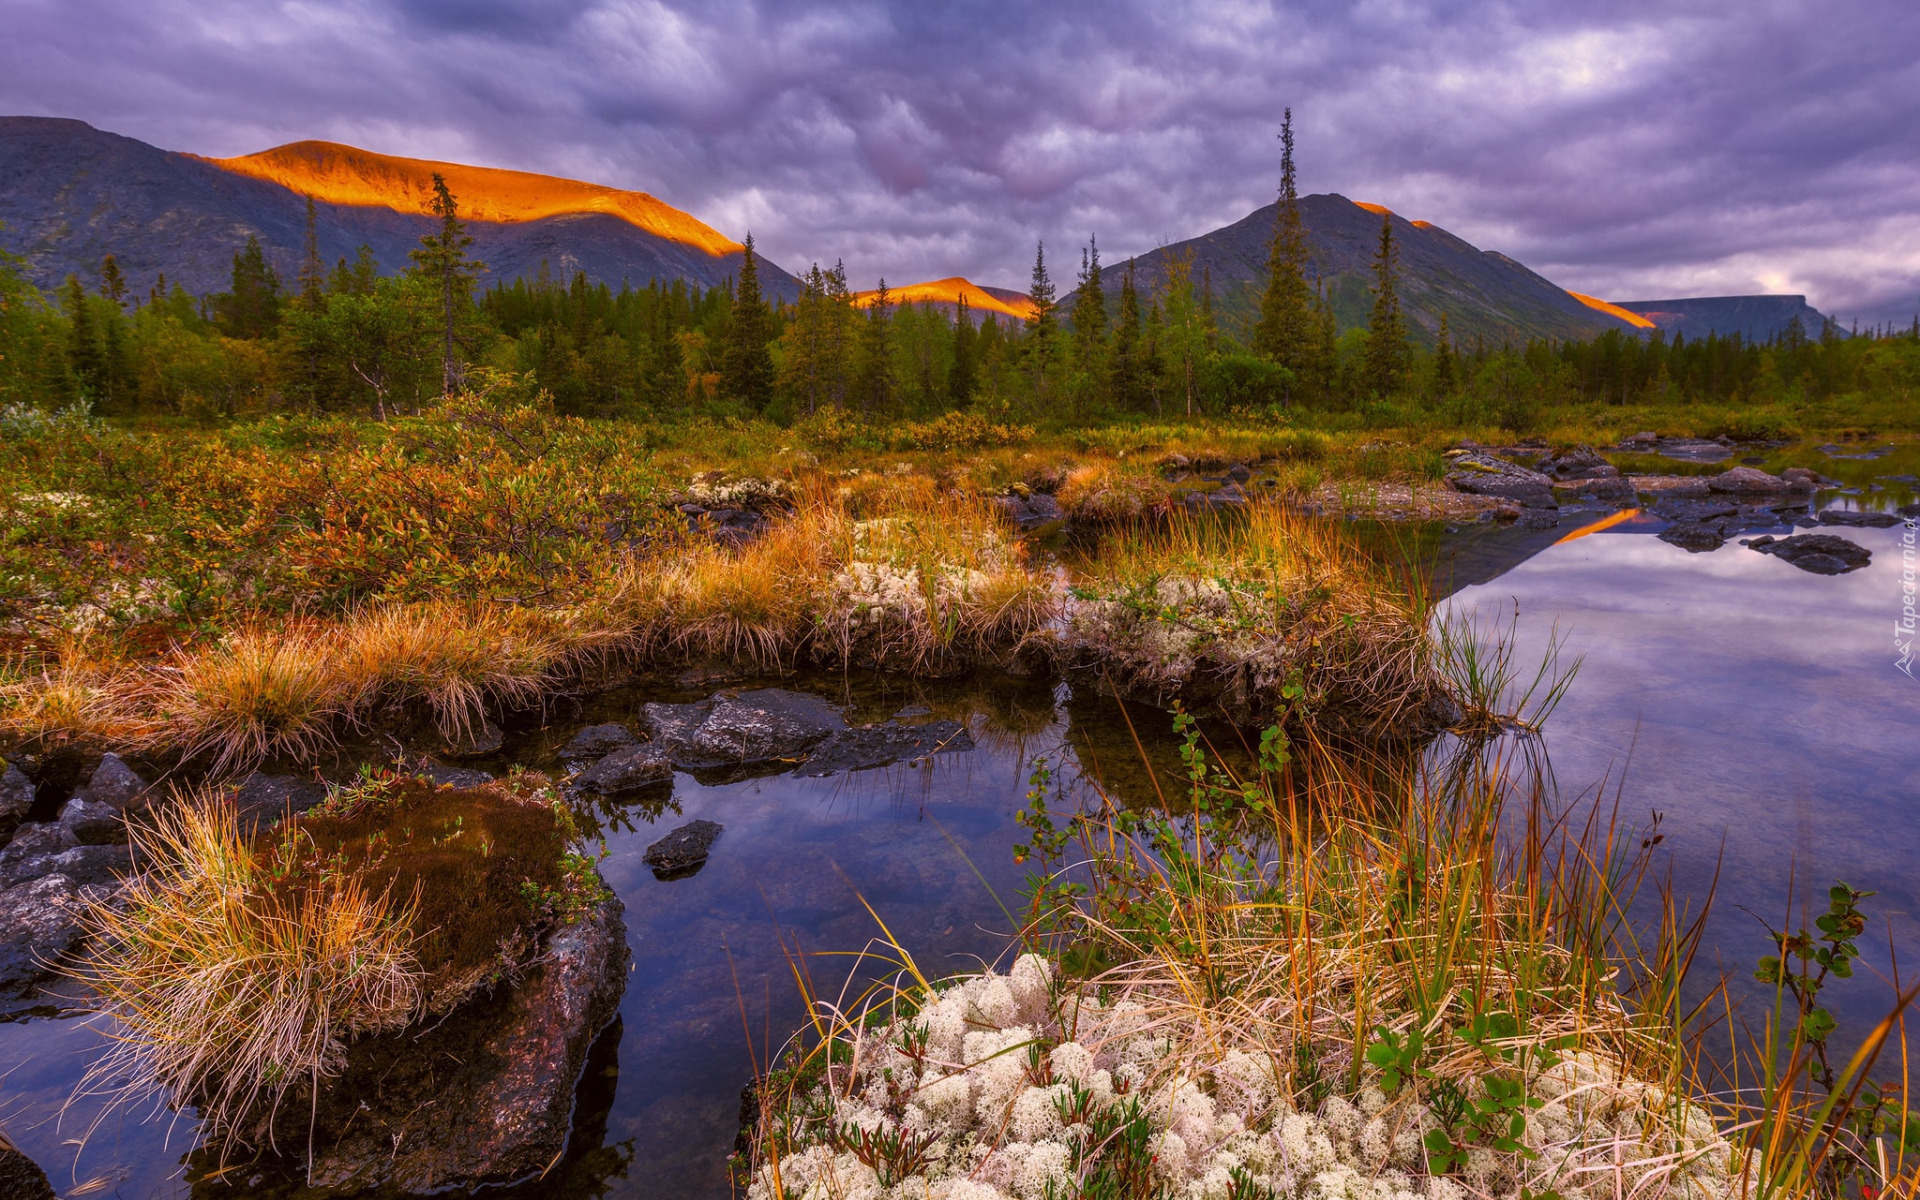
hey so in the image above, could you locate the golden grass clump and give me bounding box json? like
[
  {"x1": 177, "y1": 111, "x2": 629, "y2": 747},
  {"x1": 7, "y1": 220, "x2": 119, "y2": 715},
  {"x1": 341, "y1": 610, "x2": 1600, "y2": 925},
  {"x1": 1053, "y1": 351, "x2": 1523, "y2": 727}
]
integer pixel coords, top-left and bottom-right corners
[
  {"x1": 71, "y1": 792, "x2": 422, "y2": 1145},
  {"x1": 150, "y1": 628, "x2": 350, "y2": 772},
  {"x1": 335, "y1": 601, "x2": 566, "y2": 739},
  {"x1": 0, "y1": 635, "x2": 142, "y2": 745}
]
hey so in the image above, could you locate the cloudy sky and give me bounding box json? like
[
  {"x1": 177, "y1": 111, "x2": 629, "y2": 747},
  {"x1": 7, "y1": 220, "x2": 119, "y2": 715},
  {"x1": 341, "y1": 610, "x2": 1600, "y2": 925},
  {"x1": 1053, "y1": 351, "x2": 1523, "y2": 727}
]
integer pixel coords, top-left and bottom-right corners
[{"x1": 4, "y1": 0, "x2": 1917, "y2": 319}]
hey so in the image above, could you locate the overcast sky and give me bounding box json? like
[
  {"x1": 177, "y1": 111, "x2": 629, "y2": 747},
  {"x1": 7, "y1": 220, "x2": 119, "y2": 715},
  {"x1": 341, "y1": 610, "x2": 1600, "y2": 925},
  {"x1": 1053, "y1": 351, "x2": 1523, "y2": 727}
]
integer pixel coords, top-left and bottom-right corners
[{"x1": 4, "y1": 0, "x2": 1917, "y2": 320}]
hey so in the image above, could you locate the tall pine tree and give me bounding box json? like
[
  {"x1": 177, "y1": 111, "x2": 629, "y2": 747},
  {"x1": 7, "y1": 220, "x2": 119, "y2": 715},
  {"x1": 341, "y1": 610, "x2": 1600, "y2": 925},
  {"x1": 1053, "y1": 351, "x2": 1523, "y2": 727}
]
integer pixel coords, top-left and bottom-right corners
[
  {"x1": 948, "y1": 294, "x2": 977, "y2": 408},
  {"x1": 1024, "y1": 241, "x2": 1060, "y2": 407},
  {"x1": 721, "y1": 233, "x2": 775, "y2": 411},
  {"x1": 1070, "y1": 236, "x2": 1108, "y2": 375},
  {"x1": 409, "y1": 174, "x2": 484, "y2": 396},
  {"x1": 1254, "y1": 108, "x2": 1314, "y2": 399},
  {"x1": 217, "y1": 236, "x2": 283, "y2": 339},
  {"x1": 98, "y1": 255, "x2": 127, "y2": 305},
  {"x1": 1362, "y1": 210, "x2": 1410, "y2": 397},
  {"x1": 1110, "y1": 259, "x2": 1146, "y2": 412}
]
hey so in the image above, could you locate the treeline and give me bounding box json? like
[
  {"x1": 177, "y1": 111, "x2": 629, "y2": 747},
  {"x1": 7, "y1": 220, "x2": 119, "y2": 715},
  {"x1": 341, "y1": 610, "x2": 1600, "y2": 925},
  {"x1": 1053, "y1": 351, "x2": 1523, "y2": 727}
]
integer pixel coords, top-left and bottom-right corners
[{"x1": 3, "y1": 155, "x2": 1917, "y2": 427}]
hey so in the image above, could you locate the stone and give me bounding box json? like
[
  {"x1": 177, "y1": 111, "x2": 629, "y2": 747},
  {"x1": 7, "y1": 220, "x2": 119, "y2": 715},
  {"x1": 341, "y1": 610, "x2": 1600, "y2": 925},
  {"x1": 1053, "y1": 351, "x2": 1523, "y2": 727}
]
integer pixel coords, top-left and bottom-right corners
[
  {"x1": 1620, "y1": 431, "x2": 1658, "y2": 449},
  {"x1": 795, "y1": 720, "x2": 977, "y2": 777},
  {"x1": 642, "y1": 689, "x2": 847, "y2": 774},
  {"x1": 0, "y1": 762, "x2": 32, "y2": 849},
  {"x1": 1652, "y1": 499, "x2": 1737, "y2": 523},
  {"x1": 1746, "y1": 533, "x2": 1873, "y2": 575},
  {"x1": 287, "y1": 891, "x2": 629, "y2": 1192},
  {"x1": 59, "y1": 797, "x2": 125, "y2": 845},
  {"x1": 560, "y1": 723, "x2": 641, "y2": 761},
  {"x1": 1900, "y1": 503, "x2": 1920, "y2": 519},
  {"x1": 1208, "y1": 482, "x2": 1249, "y2": 507},
  {"x1": 1658, "y1": 522, "x2": 1727, "y2": 553},
  {"x1": 1816, "y1": 507, "x2": 1903, "y2": 528},
  {"x1": 0, "y1": 871, "x2": 120, "y2": 1015},
  {"x1": 1629, "y1": 475, "x2": 1711, "y2": 499},
  {"x1": 1536, "y1": 445, "x2": 1620, "y2": 481},
  {"x1": 1707, "y1": 466, "x2": 1788, "y2": 494},
  {"x1": 414, "y1": 764, "x2": 494, "y2": 789},
  {"x1": 233, "y1": 772, "x2": 329, "y2": 834},
  {"x1": 1650, "y1": 438, "x2": 1733, "y2": 463},
  {"x1": 1225, "y1": 463, "x2": 1253, "y2": 483},
  {"x1": 1781, "y1": 468, "x2": 1818, "y2": 485},
  {"x1": 0, "y1": 823, "x2": 79, "y2": 891},
  {"x1": 995, "y1": 491, "x2": 1064, "y2": 532},
  {"x1": 572, "y1": 744, "x2": 674, "y2": 797},
  {"x1": 642, "y1": 819, "x2": 724, "y2": 880},
  {"x1": 1444, "y1": 450, "x2": 1557, "y2": 508},
  {"x1": 0, "y1": 1138, "x2": 56, "y2": 1200},
  {"x1": 73, "y1": 752, "x2": 146, "y2": 811},
  {"x1": 1160, "y1": 452, "x2": 1191, "y2": 470},
  {"x1": 1551, "y1": 476, "x2": 1635, "y2": 502},
  {"x1": 443, "y1": 719, "x2": 505, "y2": 759}
]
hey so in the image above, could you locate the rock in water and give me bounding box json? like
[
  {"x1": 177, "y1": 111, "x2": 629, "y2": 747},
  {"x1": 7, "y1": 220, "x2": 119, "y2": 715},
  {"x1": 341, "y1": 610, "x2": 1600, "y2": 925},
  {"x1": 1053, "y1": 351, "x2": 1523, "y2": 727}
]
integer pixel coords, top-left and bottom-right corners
[
  {"x1": 642, "y1": 689, "x2": 846, "y2": 774},
  {"x1": 1536, "y1": 445, "x2": 1620, "y2": 481},
  {"x1": 443, "y1": 719, "x2": 505, "y2": 759},
  {"x1": 290, "y1": 891, "x2": 630, "y2": 1192},
  {"x1": 1707, "y1": 466, "x2": 1788, "y2": 494},
  {"x1": 560, "y1": 723, "x2": 641, "y2": 762},
  {"x1": 1658, "y1": 522, "x2": 1727, "y2": 553},
  {"x1": 1816, "y1": 507, "x2": 1903, "y2": 528},
  {"x1": 1746, "y1": 533, "x2": 1873, "y2": 575},
  {"x1": 0, "y1": 763, "x2": 32, "y2": 849},
  {"x1": 795, "y1": 720, "x2": 976, "y2": 777},
  {"x1": 1443, "y1": 450, "x2": 1558, "y2": 510},
  {"x1": 573, "y1": 744, "x2": 673, "y2": 797},
  {"x1": 643, "y1": 819, "x2": 723, "y2": 879},
  {"x1": 0, "y1": 1136, "x2": 56, "y2": 1200},
  {"x1": 0, "y1": 866, "x2": 126, "y2": 1016}
]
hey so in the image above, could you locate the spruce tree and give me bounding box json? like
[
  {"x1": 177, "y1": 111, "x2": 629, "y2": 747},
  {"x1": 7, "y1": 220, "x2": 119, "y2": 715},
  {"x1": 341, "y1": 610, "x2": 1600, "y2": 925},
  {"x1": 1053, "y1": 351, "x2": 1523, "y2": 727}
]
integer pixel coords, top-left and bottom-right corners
[
  {"x1": 408, "y1": 173, "x2": 484, "y2": 396},
  {"x1": 98, "y1": 254, "x2": 126, "y2": 305},
  {"x1": 1362, "y1": 211, "x2": 1410, "y2": 397},
  {"x1": 856, "y1": 278, "x2": 897, "y2": 416},
  {"x1": 1110, "y1": 259, "x2": 1145, "y2": 412},
  {"x1": 721, "y1": 233, "x2": 775, "y2": 411},
  {"x1": 298, "y1": 196, "x2": 326, "y2": 308},
  {"x1": 1024, "y1": 241, "x2": 1060, "y2": 407},
  {"x1": 1433, "y1": 311, "x2": 1457, "y2": 398},
  {"x1": 63, "y1": 275, "x2": 104, "y2": 400},
  {"x1": 218, "y1": 236, "x2": 283, "y2": 338},
  {"x1": 1254, "y1": 108, "x2": 1313, "y2": 397},
  {"x1": 948, "y1": 294, "x2": 977, "y2": 408},
  {"x1": 1070, "y1": 236, "x2": 1108, "y2": 375}
]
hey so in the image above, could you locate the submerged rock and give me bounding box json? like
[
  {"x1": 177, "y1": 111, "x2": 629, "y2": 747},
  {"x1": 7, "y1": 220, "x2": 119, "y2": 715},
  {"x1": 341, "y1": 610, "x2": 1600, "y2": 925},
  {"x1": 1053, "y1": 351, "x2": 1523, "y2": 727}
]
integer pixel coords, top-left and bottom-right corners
[
  {"x1": 642, "y1": 689, "x2": 846, "y2": 774},
  {"x1": 0, "y1": 1138, "x2": 56, "y2": 1200},
  {"x1": 443, "y1": 719, "x2": 506, "y2": 759},
  {"x1": 289, "y1": 891, "x2": 630, "y2": 1192},
  {"x1": 795, "y1": 720, "x2": 976, "y2": 777},
  {"x1": 1746, "y1": 533, "x2": 1873, "y2": 575},
  {"x1": 643, "y1": 819, "x2": 724, "y2": 879},
  {"x1": 1816, "y1": 506, "x2": 1903, "y2": 528},
  {"x1": 1658, "y1": 522, "x2": 1727, "y2": 553},
  {"x1": 560, "y1": 723, "x2": 641, "y2": 762},
  {"x1": 232, "y1": 771, "x2": 329, "y2": 834},
  {"x1": 0, "y1": 763, "x2": 32, "y2": 849},
  {"x1": 573, "y1": 744, "x2": 674, "y2": 797}
]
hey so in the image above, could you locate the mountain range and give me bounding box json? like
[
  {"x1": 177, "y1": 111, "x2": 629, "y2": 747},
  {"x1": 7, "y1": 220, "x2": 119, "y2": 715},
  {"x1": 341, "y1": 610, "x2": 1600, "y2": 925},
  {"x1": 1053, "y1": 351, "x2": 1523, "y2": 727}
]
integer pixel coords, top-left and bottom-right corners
[{"x1": 0, "y1": 116, "x2": 1833, "y2": 344}]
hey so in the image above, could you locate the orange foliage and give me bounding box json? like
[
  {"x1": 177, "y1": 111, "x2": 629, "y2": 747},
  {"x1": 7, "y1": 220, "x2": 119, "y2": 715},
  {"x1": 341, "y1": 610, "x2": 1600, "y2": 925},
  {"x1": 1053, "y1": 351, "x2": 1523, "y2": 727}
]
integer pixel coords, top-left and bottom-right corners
[{"x1": 203, "y1": 141, "x2": 739, "y2": 256}]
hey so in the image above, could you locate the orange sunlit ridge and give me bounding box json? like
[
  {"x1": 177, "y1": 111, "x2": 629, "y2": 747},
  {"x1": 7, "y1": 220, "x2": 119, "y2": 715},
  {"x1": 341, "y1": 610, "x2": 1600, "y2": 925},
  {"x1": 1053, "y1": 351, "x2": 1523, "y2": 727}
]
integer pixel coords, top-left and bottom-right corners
[
  {"x1": 1567, "y1": 291, "x2": 1657, "y2": 331},
  {"x1": 852, "y1": 277, "x2": 1038, "y2": 321},
  {"x1": 200, "y1": 141, "x2": 742, "y2": 257}
]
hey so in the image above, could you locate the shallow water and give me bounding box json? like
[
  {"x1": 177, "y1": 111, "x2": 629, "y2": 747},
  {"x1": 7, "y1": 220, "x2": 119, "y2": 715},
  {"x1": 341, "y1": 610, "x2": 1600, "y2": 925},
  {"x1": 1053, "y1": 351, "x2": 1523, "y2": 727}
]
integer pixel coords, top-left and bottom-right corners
[{"x1": 3, "y1": 497, "x2": 1917, "y2": 1198}]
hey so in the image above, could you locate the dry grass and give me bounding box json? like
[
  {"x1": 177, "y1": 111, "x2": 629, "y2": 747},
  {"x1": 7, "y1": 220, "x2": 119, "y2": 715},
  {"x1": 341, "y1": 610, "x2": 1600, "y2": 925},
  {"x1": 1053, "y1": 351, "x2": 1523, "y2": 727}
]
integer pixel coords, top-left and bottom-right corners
[
  {"x1": 335, "y1": 601, "x2": 566, "y2": 739},
  {"x1": 149, "y1": 628, "x2": 350, "y2": 772},
  {"x1": 69, "y1": 792, "x2": 422, "y2": 1149}
]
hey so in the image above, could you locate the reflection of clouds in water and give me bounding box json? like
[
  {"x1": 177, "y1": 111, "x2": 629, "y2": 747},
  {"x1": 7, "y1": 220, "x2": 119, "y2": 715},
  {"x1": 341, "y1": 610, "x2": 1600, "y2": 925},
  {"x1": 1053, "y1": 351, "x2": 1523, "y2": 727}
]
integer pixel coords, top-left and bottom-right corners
[{"x1": 1442, "y1": 525, "x2": 1919, "y2": 1022}]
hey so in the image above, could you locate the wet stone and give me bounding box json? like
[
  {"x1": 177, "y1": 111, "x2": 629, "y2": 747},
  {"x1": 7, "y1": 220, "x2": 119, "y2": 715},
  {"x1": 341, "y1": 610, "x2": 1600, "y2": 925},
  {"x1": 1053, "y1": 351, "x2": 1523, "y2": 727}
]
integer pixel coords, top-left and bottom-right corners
[
  {"x1": 1536, "y1": 444, "x2": 1619, "y2": 481},
  {"x1": 0, "y1": 762, "x2": 32, "y2": 849},
  {"x1": 1746, "y1": 533, "x2": 1873, "y2": 575},
  {"x1": 561, "y1": 722, "x2": 642, "y2": 762},
  {"x1": 1659, "y1": 522, "x2": 1727, "y2": 553},
  {"x1": 414, "y1": 764, "x2": 495, "y2": 789},
  {"x1": 74, "y1": 752, "x2": 146, "y2": 811},
  {"x1": 444, "y1": 719, "x2": 505, "y2": 759},
  {"x1": 573, "y1": 744, "x2": 674, "y2": 797},
  {"x1": 1707, "y1": 466, "x2": 1789, "y2": 494},
  {"x1": 0, "y1": 1138, "x2": 56, "y2": 1200},
  {"x1": 0, "y1": 869, "x2": 121, "y2": 1016},
  {"x1": 642, "y1": 689, "x2": 847, "y2": 774},
  {"x1": 1225, "y1": 463, "x2": 1253, "y2": 484},
  {"x1": 0, "y1": 823, "x2": 79, "y2": 891},
  {"x1": 59, "y1": 796, "x2": 125, "y2": 845},
  {"x1": 1816, "y1": 507, "x2": 1903, "y2": 528},
  {"x1": 795, "y1": 720, "x2": 976, "y2": 777},
  {"x1": 234, "y1": 772, "x2": 329, "y2": 834},
  {"x1": 643, "y1": 819, "x2": 724, "y2": 880},
  {"x1": 1444, "y1": 450, "x2": 1557, "y2": 508}
]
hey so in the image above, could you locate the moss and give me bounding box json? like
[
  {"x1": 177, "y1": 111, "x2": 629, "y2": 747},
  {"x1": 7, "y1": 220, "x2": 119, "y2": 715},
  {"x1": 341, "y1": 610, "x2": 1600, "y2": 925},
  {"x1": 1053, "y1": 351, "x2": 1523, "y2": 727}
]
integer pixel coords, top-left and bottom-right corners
[{"x1": 259, "y1": 772, "x2": 588, "y2": 1011}]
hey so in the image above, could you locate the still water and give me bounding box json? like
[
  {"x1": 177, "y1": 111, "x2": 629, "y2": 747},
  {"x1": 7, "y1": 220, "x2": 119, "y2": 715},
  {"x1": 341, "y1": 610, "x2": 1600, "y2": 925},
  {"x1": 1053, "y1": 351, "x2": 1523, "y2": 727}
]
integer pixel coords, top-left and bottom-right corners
[{"x1": 3, "y1": 483, "x2": 1917, "y2": 1198}]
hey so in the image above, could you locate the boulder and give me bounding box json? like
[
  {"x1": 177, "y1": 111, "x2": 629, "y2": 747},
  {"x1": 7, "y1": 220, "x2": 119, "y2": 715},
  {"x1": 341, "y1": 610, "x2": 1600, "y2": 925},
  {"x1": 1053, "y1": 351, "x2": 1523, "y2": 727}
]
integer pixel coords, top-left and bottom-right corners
[
  {"x1": 573, "y1": 744, "x2": 674, "y2": 797},
  {"x1": 1552, "y1": 476, "x2": 1635, "y2": 502},
  {"x1": 1620, "y1": 431, "x2": 1658, "y2": 450},
  {"x1": 642, "y1": 689, "x2": 847, "y2": 774},
  {"x1": 73, "y1": 753, "x2": 147, "y2": 811},
  {"x1": 0, "y1": 1138, "x2": 56, "y2": 1200},
  {"x1": 233, "y1": 772, "x2": 329, "y2": 835},
  {"x1": 1208, "y1": 482, "x2": 1249, "y2": 508},
  {"x1": 0, "y1": 870, "x2": 121, "y2": 1016},
  {"x1": 1444, "y1": 450, "x2": 1557, "y2": 508},
  {"x1": 1536, "y1": 445, "x2": 1620, "y2": 481},
  {"x1": 643, "y1": 819, "x2": 724, "y2": 880},
  {"x1": 1901, "y1": 502, "x2": 1920, "y2": 519},
  {"x1": 1707, "y1": 466, "x2": 1789, "y2": 494},
  {"x1": 560, "y1": 723, "x2": 641, "y2": 762},
  {"x1": 1816, "y1": 507, "x2": 1903, "y2": 528},
  {"x1": 0, "y1": 823, "x2": 79, "y2": 891},
  {"x1": 288, "y1": 891, "x2": 629, "y2": 1192},
  {"x1": 0, "y1": 763, "x2": 32, "y2": 849},
  {"x1": 1225, "y1": 463, "x2": 1253, "y2": 484},
  {"x1": 443, "y1": 719, "x2": 505, "y2": 759},
  {"x1": 58, "y1": 797, "x2": 125, "y2": 845},
  {"x1": 413, "y1": 764, "x2": 495, "y2": 789},
  {"x1": 795, "y1": 720, "x2": 976, "y2": 777},
  {"x1": 995, "y1": 491, "x2": 1065, "y2": 532},
  {"x1": 1658, "y1": 522, "x2": 1727, "y2": 553},
  {"x1": 1782, "y1": 467, "x2": 1818, "y2": 485},
  {"x1": 1746, "y1": 533, "x2": 1873, "y2": 575}
]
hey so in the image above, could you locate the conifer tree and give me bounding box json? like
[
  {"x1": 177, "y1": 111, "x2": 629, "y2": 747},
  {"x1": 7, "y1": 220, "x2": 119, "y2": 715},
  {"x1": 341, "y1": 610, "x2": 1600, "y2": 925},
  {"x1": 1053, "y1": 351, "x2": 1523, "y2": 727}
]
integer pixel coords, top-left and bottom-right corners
[
  {"x1": 1070, "y1": 236, "x2": 1107, "y2": 373},
  {"x1": 1433, "y1": 311, "x2": 1457, "y2": 397},
  {"x1": 63, "y1": 274, "x2": 104, "y2": 399},
  {"x1": 218, "y1": 236, "x2": 283, "y2": 339},
  {"x1": 855, "y1": 278, "x2": 897, "y2": 416},
  {"x1": 1110, "y1": 259, "x2": 1146, "y2": 412},
  {"x1": 721, "y1": 233, "x2": 775, "y2": 411},
  {"x1": 408, "y1": 174, "x2": 484, "y2": 396},
  {"x1": 948, "y1": 294, "x2": 977, "y2": 408},
  {"x1": 1255, "y1": 108, "x2": 1313, "y2": 396},
  {"x1": 1024, "y1": 241, "x2": 1061, "y2": 407},
  {"x1": 298, "y1": 196, "x2": 326, "y2": 308},
  {"x1": 98, "y1": 255, "x2": 126, "y2": 305},
  {"x1": 1362, "y1": 211, "x2": 1410, "y2": 396}
]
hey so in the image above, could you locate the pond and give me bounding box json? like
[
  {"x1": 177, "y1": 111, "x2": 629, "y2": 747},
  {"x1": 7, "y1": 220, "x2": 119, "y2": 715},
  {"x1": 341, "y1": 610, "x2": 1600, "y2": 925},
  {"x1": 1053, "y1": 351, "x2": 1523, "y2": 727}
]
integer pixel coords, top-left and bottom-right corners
[{"x1": 2, "y1": 458, "x2": 1916, "y2": 1199}]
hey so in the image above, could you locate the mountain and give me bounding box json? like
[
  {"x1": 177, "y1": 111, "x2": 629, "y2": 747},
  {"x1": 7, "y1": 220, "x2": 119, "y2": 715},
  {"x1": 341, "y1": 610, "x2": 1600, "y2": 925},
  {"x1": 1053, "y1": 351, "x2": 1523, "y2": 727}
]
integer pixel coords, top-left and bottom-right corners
[
  {"x1": 1610, "y1": 296, "x2": 1837, "y2": 342},
  {"x1": 1081, "y1": 195, "x2": 1645, "y2": 345},
  {"x1": 0, "y1": 117, "x2": 797, "y2": 301},
  {"x1": 853, "y1": 277, "x2": 1037, "y2": 321}
]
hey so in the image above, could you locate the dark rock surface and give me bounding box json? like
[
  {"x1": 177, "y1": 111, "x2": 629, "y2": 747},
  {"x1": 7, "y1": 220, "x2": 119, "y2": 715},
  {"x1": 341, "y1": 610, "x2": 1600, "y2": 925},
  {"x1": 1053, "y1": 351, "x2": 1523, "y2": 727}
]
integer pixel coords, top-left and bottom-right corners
[
  {"x1": 1900, "y1": 502, "x2": 1920, "y2": 519},
  {"x1": 995, "y1": 491, "x2": 1065, "y2": 532},
  {"x1": 573, "y1": 744, "x2": 674, "y2": 797},
  {"x1": 0, "y1": 861, "x2": 126, "y2": 1015},
  {"x1": 0, "y1": 763, "x2": 32, "y2": 848},
  {"x1": 1642, "y1": 437, "x2": 1734, "y2": 463},
  {"x1": 59, "y1": 797, "x2": 126, "y2": 845},
  {"x1": 0, "y1": 822, "x2": 79, "y2": 890},
  {"x1": 1658, "y1": 522, "x2": 1729, "y2": 553},
  {"x1": 0, "y1": 1137, "x2": 56, "y2": 1200},
  {"x1": 1816, "y1": 507, "x2": 1904, "y2": 528},
  {"x1": 233, "y1": 771, "x2": 329, "y2": 834},
  {"x1": 643, "y1": 819, "x2": 724, "y2": 880},
  {"x1": 561, "y1": 723, "x2": 641, "y2": 761},
  {"x1": 73, "y1": 753, "x2": 147, "y2": 811},
  {"x1": 1552, "y1": 476, "x2": 1635, "y2": 502},
  {"x1": 1536, "y1": 445, "x2": 1620, "y2": 481},
  {"x1": 1746, "y1": 533, "x2": 1873, "y2": 575},
  {"x1": 443, "y1": 719, "x2": 505, "y2": 759},
  {"x1": 795, "y1": 720, "x2": 976, "y2": 777},
  {"x1": 642, "y1": 689, "x2": 846, "y2": 774},
  {"x1": 413, "y1": 764, "x2": 495, "y2": 789},
  {"x1": 290, "y1": 891, "x2": 630, "y2": 1192},
  {"x1": 1444, "y1": 450, "x2": 1557, "y2": 509},
  {"x1": 1708, "y1": 466, "x2": 1789, "y2": 494}
]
